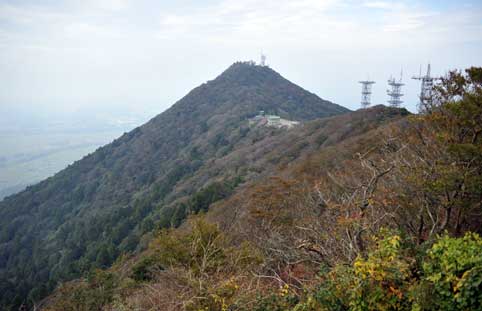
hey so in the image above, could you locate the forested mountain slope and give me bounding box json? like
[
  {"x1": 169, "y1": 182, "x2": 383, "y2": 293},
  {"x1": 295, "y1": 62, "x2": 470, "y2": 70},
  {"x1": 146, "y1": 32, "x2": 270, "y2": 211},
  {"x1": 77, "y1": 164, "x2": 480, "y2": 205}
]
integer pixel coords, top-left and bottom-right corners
[
  {"x1": 42, "y1": 68, "x2": 482, "y2": 311},
  {"x1": 0, "y1": 62, "x2": 348, "y2": 309},
  {"x1": 40, "y1": 105, "x2": 410, "y2": 310}
]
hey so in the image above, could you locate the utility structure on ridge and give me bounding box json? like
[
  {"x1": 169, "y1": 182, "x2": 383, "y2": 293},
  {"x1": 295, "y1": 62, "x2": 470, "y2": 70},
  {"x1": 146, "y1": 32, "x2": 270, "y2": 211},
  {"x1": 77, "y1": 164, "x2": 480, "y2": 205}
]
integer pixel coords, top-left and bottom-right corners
[
  {"x1": 412, "y1": 63, "x2": 438, "y2": 113},
  {"x1": 359, "y1": 79, "x2": 376, "y2": 108},
  {"x1": 260, "y1": 53, "x2": 267, "y2": 67},
  {"x1": 387, "y1": 70, "x2": 404, "y2": 108}
]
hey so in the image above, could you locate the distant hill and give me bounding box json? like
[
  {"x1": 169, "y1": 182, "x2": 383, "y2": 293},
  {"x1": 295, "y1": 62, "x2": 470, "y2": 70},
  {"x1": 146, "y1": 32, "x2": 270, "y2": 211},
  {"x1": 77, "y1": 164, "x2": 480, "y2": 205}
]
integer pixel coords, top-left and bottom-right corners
[{"x1": 0, "y1": 62, "x2": 349, "y2": 309}]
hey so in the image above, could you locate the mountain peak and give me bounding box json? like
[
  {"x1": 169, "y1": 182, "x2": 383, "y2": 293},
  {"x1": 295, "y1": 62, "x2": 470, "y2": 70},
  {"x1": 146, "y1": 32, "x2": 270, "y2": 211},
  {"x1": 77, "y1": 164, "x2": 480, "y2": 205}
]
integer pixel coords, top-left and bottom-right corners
[
  {"x1": 213, "y1": 61, "x2": 282, "y2": 87},
  {"x1": 223, "y1": 60, "x2": 271, "y2": 72},
  {"x1": 161, "y1": 61, "x2": 348, "y2": 128},
  {"x1": 0, "y1": 61, "x2": 349, "y2": 308}
]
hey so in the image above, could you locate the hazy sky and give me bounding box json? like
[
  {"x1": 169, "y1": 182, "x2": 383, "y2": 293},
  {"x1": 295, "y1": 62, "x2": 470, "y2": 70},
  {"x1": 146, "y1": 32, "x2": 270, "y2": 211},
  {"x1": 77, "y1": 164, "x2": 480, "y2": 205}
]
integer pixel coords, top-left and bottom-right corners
[{"x1": 1, "y1": 0, "x2": 481, "y2": 117}]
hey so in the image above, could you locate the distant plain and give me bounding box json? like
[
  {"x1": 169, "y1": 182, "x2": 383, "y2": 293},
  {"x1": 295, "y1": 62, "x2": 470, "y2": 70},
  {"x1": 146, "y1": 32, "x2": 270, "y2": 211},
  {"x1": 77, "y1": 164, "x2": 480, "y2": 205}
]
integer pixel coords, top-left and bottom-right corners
[{"x1": 0, "y1": 112, "x2": 149, "y2": 200}]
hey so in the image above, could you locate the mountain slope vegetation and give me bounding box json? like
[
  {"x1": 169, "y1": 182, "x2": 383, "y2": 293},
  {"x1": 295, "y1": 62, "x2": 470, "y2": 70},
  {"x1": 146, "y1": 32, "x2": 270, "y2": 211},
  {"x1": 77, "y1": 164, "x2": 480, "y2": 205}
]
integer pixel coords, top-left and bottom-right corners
[
  {"x1": 42, "y1": 67, "x2": 482, "y2": 311},
  {"x1": 0, "y1": 62, "x2": 348, "y2": 309}
]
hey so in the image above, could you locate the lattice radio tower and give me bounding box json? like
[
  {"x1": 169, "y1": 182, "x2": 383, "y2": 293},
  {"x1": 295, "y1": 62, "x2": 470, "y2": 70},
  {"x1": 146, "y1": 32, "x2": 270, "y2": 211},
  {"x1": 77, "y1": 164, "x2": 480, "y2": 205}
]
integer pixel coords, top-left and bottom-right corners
[
  {"x1": 412, "y1": 63, "x2": 438, "y2": 113},
  {"x1": 359, "y1": 79, "x2": 375, "y2": 108},
  {"x1": 387, "y1": 70, "x2": 404, "y2": 108}
]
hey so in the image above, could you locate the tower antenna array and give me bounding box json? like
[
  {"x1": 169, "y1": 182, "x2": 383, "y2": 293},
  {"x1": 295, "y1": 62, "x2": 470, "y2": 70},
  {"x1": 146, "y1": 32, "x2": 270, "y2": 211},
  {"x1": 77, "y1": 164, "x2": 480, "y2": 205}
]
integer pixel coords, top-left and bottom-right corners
[
  {"x1": 387, "y1": 70, "x2": 404, "y2": 108},
  {"x1": 260, "y1": 53, "x2": 267, "y2": 66},
  {"x1": 359, "y1": 80, "x2": 376, "y2": 108},
  {"x1": 412, "y1": 63, "x2": 438, "y2": 113}
]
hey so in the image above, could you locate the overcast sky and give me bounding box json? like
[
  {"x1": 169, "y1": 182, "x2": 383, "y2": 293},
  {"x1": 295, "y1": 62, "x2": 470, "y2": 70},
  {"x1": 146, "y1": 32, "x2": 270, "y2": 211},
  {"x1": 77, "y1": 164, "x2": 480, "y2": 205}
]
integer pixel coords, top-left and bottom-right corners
[{"x1": 1, "y1": 0, "x2": 481, "y2": 119}]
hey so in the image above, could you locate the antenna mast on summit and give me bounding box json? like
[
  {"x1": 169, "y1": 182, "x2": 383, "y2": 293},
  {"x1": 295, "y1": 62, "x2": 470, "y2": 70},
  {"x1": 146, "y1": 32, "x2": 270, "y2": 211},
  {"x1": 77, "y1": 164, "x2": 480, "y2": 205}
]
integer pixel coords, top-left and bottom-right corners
[
  {"x1": 359, "y1": 79, "x2": 376, "y2": 109},
  {"x1": 260, "y1": 53, "x2": 267, "y2": 67},
  {"x1": 412, "y1": 63, "x2": 438, "y2": 113},
  {"x1": 387, "y1": 70, "x2": 404, "y2": 108}
]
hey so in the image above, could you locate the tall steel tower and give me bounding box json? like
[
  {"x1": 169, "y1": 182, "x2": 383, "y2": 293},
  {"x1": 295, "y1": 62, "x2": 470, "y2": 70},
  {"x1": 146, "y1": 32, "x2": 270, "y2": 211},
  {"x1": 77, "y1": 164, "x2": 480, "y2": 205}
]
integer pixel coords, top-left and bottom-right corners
[
  {"x1": 359, "y1": 80, "x2": 376, "y2": 108},
  {"x1": 412, "y1": 63, "x2": 437, "y2": 113},
  {"x1": 387, "y1": 71, "x2": 404, "y2": 108}
]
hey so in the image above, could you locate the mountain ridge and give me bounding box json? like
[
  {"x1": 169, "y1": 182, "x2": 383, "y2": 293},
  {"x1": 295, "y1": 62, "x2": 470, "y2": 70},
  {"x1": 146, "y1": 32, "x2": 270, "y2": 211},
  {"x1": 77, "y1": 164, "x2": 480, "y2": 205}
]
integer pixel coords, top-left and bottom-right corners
[
  {"x1": 0, "y1": 62, "x2": 349, "y2": 309},
  {"x1": 39, "y1": 104, "x2": 412, "y2": 311}
]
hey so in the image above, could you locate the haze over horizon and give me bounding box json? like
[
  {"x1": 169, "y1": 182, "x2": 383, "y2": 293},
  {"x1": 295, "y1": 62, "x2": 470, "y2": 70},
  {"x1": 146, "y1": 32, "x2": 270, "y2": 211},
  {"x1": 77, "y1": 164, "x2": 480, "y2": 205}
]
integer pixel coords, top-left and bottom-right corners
[{"x1": 1, "y1": 0, "x2": 481, "y2": 120}]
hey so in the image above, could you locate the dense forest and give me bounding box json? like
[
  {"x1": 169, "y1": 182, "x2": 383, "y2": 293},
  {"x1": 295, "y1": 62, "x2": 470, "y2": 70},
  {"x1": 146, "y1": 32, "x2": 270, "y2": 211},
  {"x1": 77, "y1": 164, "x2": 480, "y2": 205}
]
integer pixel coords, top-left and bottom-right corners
[
  {"x1": 0, "y1": 62, "x2": 349, "y2": 309},
  {"x1": 41, "y1": 67, "x2": 482, "y2": 310}
]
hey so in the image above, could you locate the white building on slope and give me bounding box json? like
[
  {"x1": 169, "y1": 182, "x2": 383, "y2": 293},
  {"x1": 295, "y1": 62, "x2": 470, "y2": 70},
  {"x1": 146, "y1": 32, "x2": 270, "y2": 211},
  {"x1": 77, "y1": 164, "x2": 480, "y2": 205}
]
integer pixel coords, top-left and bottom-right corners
[{"x1": 249, "y1": 111, "x2": 299, "y2": 129}]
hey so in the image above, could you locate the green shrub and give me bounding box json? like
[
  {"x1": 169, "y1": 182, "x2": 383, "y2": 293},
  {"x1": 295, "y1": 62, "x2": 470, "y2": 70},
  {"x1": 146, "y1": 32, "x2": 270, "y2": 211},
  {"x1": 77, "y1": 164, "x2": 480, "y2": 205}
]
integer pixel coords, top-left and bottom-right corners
[
  {"x1": 413, "y1": 232, "x2": 482, "y2": 310},
  {"x1": 131, "y1": 255, "x2": 163, "y2": 282},
  {"x1": 252, "y1": 286, "x2": 300, "y2": 311},
  {"x1": 44, "y1": 270, "x2": 117, "y2": 311}
]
